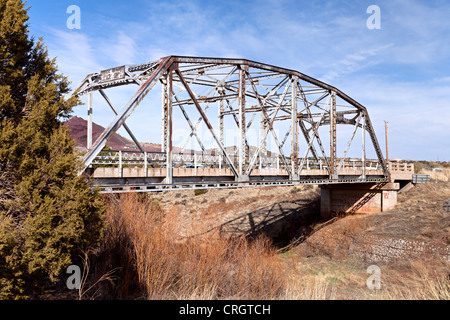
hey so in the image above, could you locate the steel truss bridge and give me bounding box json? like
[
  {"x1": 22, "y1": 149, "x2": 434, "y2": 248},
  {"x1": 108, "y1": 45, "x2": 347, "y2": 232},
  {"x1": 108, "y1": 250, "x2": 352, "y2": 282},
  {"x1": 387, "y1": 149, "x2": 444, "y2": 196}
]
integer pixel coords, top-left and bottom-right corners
[{"x1": 74, "y1": 56, "x2": 390, "y2": 193}]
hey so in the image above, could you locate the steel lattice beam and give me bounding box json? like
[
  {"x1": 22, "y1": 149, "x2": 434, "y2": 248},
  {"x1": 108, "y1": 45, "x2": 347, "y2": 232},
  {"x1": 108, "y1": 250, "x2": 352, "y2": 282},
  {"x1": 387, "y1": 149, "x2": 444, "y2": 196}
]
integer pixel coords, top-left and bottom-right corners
[{"x1": 73, "y1": 55, "x2": 390, "y2": 189}]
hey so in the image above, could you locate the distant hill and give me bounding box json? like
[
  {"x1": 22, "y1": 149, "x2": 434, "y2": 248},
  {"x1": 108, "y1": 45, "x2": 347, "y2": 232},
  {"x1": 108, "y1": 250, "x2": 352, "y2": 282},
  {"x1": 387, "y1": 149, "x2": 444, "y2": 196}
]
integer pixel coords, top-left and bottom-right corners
[
  {"x1": 64, "y1": 116, "x2": 161, "y2": 152},
  {"x1": 64, "y1": 116, "x2": 200, "y2": 154}
]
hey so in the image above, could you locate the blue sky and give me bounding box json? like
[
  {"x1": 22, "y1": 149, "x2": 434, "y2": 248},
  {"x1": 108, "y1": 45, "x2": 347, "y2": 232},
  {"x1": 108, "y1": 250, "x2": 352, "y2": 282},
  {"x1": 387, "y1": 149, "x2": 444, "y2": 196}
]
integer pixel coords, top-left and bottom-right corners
[{"x1": 26, "y1": 0, "x2": 450, "y2": 161}]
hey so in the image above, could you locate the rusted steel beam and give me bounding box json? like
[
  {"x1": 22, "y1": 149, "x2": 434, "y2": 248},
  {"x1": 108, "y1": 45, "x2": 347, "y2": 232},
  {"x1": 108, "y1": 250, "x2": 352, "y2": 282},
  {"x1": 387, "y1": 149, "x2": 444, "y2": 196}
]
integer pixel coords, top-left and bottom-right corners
[
  {"x1": 291, "y1": 76, "x2": 299, "y2": 179},
  {"x1": 98, "y1": 89, "x2": 146, "y2": 154},
  {"x1": 81, "y1": 56, "x2": 172, "y2": 170},
  {"x1": 164, "y1": 65, "x2": 174, "y2": 184},
  {"x1": 77, "y1": 55, "x2": 368, "y2": 114},
  {"x1": 170, "y1": 56, "x2": 368, "y2": 112},
  {"x1": 161, "y1": 78, "x2": 167, "y2": 153},
  {"x1": 238, "y1": 66, "x2": 247, "y2": 175},
  {"x1": 245, "y1": 76, "x2": 293, "y2": 177},
  {"x1": 175, "y1": 67, "x2": 239, "y2": 178},
  {"x1": 329, "y1": 91, "x2": 337, "y2": 179}
]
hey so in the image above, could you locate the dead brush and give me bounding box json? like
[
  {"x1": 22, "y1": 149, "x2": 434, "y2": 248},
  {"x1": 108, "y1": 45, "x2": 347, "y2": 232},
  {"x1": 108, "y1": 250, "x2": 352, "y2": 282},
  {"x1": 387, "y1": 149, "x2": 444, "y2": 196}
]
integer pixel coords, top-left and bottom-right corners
[
  {"x1": 306, "y1": 211, "x2": 373, "y2": 259},
  {"x1": 378, "y1": 257, "x2": 450, "y2": 300},
  {"x1": 100, "y1": 192, "x2": 286, "y2": 299}
]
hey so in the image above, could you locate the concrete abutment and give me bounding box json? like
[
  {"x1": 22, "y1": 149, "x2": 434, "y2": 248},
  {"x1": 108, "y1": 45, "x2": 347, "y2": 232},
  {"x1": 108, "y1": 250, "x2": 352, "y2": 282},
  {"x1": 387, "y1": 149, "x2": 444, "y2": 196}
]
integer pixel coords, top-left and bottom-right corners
[{"x1": 320, "y1": 182, "x2": 400, "y2": 218}]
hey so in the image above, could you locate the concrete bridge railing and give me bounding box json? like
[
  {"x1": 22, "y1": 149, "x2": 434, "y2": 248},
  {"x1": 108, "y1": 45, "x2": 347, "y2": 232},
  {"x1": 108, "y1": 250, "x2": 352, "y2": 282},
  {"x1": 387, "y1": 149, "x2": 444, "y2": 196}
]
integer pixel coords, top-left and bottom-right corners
[{"x1": 388, "y1": 161, "x2": 414, "y2": 180}]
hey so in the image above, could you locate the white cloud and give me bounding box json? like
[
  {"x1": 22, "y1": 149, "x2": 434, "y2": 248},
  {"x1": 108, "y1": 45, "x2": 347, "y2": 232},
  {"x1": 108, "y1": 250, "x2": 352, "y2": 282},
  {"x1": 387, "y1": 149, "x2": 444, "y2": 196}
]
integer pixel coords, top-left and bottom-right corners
[
  {"x1": 321, "y1": 44, "x2": 395, "y2": 82},
  {"x1": 110, "y1": 31, "x2": 138, "y2": 65},
  {"x1": 45, "y1": 28, "x2": 103, "y2": 90}
]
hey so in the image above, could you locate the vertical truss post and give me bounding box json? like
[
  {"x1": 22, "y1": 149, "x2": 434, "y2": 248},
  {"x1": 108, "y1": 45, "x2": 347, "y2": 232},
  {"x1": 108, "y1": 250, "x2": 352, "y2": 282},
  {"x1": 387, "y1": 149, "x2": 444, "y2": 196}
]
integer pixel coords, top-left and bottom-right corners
[
  {"x1": 291, "y1": 76, "x2": 299, "y2": 180},
  {"x1": 194, "y1": 153, "x2": 197, "y2": 176},
  {"x1": 218, "y1": 86, "x2": 225, "y2": 170},
  {"x1": 161, "y1": 79, "x2": 167, "y2": 153},
  {"x1": 361, "y1": 114, "x2": 366, "y2": 180},
  {"x1": 329, "y1": 91, "x2": 337, "y2": 179},
  {"x1": 87, "y1": 92, "x2": 93, "y2": 150},
  {"x1": 163, "y1": 64, "x2": 175, "y2": 184},
  {"x1": 218, "y1": 87, "x2": 225, "y2": 146},
  {"x1": 238, "y1": 66, "x2": 248, "y2": 179}
]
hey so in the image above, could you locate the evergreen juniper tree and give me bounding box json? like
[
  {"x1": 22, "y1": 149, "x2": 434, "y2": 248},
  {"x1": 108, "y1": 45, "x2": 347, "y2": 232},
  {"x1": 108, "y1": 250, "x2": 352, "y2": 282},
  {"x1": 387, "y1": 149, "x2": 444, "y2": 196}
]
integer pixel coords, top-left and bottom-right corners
[{"x1": 0, "y1": 0, "x2": 104, "y2": 299}]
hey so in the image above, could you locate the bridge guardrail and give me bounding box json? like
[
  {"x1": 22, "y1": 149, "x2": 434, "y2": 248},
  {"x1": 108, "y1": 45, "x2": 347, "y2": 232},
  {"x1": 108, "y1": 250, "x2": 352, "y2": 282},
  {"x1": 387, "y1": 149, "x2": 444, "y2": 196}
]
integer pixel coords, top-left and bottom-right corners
[
  {"x1": 389, "y1": 162, "x2": 414, "y2": 173},
  {"x1": 89, "y1": 150, "x2": 383, "y2": 174},
  {"x1": 412, "y1": 174, "x2": 430, "y2": 184},
  {"x1": 388, "y1": 161, "x2": 414, "y2": 180}
]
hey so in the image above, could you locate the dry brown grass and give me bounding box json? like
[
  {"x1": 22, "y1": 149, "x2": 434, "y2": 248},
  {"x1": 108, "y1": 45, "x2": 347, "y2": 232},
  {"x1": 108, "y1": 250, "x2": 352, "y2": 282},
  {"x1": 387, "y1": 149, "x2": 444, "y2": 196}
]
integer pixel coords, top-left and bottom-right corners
[
  {"x1": 420, "y1": 168, "x2": 450, "y2": 182},
  {"x1": 367, "y1": 181, "x2": 450, "y2": 243},
  {"x1": 99, "y1": 192, "x2": 286, "y2": 300},
  {"x1": 280, "y1": 252, "x2": 450, "y2": 300},
  {"x1": 380, "y1": 258, "x2": 450, "y2": 300}
]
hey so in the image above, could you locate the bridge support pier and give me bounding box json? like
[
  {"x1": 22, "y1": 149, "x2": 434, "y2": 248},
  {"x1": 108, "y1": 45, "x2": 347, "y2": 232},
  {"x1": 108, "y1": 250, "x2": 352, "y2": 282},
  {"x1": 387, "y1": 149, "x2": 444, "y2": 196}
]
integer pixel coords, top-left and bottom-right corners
[{"x1": 320, "y1": 182, "x2": 399, "y2": 218}]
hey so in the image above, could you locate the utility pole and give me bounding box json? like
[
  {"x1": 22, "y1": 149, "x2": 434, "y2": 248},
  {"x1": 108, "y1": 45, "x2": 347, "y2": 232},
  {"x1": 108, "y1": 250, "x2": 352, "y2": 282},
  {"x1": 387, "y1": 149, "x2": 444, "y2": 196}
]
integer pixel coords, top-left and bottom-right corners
[{"x1": 384, "y1": 120, "x2": 389, "y2": 164}]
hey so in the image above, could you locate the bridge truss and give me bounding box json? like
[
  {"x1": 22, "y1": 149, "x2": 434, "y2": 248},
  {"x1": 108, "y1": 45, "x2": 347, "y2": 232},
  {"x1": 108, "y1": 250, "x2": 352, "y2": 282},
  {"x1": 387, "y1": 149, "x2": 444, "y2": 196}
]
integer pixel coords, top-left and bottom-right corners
[{"x1": 74, "y1": 56, "x2": 389, "y2": 193}]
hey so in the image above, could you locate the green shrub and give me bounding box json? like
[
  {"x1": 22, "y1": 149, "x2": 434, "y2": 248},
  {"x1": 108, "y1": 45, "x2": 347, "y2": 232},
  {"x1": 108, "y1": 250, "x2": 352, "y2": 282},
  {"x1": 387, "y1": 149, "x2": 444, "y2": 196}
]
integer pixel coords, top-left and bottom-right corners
[
  {"x1": 0, "y1": 0, "x2": 104, "y2": 299},
  {"x1": 194, "y1": 189, "x2": 207, "y2": 196}
]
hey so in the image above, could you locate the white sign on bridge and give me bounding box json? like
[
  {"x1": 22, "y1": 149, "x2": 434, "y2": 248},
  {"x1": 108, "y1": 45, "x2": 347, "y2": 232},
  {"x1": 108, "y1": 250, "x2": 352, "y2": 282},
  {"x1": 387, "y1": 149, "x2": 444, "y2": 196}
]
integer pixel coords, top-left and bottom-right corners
[{"x1": 100, "y1": 66, "x2": 125, "y2": 83}]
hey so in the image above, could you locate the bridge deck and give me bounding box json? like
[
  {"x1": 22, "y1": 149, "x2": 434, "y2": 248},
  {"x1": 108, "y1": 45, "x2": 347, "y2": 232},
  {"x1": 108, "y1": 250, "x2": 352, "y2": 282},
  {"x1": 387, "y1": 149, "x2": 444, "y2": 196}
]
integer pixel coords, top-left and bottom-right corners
[
  {"x1": 89, "y1": 167, "x2": 391, "y2": 193},
  {"x1": 87, "y1": 158, "x2": 413, "y2": 193},
  {"x1": 92, "y1": 166, "x2": 386, "y2": 178}
]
